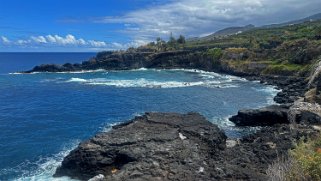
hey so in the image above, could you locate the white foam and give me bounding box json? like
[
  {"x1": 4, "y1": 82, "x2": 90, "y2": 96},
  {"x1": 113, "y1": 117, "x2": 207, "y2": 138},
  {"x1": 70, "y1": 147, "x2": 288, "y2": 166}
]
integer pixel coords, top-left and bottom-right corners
[
  {"x1": 212, "y1": 115, "x2": 236, "y2": 128},
  {"x1": 65, "y1": 77, "x2": 237, "y2": 89},
  {"x1": 9, "y1": 69, "x2": 107, "y2": 75},
  {"x1": 9, "y1": 72, "x2": 39, "y2": 75},
  {"x1": 0, "y1": 141, "x2": 81, "y2": 181},
  {"x1": 252, "y1": 85, "x2": 281, "y2": 105},
  {"x1": 101, "y1": 122, "x2": 123, "y2": 133},
  {"x1": 56, "y1": 69, "x2": 107, "y2": 74},
  {"x1": 66, "y1": 78, "x2": 87, "y2": 83},
  {"x1": 169, "y1": 68, "x2": 247, "y2": 82}
]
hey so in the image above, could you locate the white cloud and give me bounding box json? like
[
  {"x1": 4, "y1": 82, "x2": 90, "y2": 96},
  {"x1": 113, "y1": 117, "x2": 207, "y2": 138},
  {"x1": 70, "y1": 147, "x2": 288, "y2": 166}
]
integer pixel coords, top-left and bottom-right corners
[
  {"x1": 88, "y1": 40, "x2": 107, "y2": 47},
  {"x1": 1, "y1": 34, "x2": 112, "y2": 49},
  {"x1": 0, "y1": 34, "x2": 143, "y2": 51},
  {"x1": 16, "y1": 39, "x2": 30, "y2": 45},
  {"x1": 95, "y1": 0, "x2": 321, "y2": 39},
  {"x1": 46, "y1": 35, "x2": 57, "y2": 43},
  {"x1": 31, "y1": 36, "x2": 47, "y2": 43},
  {"x1": 1, "y1": 36, "x2": 10, "y2": 44}
]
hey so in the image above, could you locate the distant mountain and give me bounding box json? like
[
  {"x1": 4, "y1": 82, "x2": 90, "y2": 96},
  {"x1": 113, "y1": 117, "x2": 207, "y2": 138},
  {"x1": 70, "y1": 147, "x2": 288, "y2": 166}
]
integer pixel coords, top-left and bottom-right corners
[
  {"x1": 188, "y1": 12, "x2": 321, "y2": 42},
  {"x1": 212, "y1": 24, "x2": 255, "y2": 36},
  {"x1": 262, "y1": 13, "x2": 321, "y2": 28},
  {"x1": 188, "y1": 24, "x2": 255, "y2": 42}
]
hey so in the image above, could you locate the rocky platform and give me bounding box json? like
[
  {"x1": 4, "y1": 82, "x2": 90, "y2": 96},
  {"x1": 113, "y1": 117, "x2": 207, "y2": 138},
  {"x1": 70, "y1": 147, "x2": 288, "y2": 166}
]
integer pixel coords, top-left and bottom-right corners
[{"x1": 54, "y1": 112, "x2": 318, "y2": 181}]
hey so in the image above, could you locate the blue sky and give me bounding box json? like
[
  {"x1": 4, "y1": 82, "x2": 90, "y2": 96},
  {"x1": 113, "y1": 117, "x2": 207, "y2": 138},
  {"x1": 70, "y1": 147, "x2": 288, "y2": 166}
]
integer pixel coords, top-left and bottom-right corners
[{"x1": 0, "y1": 0, "x2": 320, "y2": 52}]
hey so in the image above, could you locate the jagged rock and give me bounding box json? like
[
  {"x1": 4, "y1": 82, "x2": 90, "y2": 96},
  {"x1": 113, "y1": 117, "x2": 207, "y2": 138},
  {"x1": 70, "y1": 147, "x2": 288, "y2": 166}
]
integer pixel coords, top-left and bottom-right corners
[
  {"x1": 53, "y1": 112, "x2": 320, "y2": 181},
  {"x1": 54, "y1": 112, "x2": 227, "y2": 181},
  {"x1": 229, "y1": 105, "x2": 289, "y2": 126},
  {"x1": 296, "y1": 111, "x2": 321, "y2": 124},
  {"x1": 222, "y1": 124, "x2": 318, "y2": 180}
]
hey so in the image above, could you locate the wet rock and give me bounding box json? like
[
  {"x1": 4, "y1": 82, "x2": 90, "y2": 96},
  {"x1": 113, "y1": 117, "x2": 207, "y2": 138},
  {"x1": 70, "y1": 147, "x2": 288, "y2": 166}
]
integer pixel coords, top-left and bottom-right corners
[{"x1": 229, "y1": 105, "x2": 289, "y2": 126}]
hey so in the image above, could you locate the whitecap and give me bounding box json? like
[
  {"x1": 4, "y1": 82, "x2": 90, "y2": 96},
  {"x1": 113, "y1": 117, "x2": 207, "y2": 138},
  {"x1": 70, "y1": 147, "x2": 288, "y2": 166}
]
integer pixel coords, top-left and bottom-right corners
[{"x1": 66, "y1": 78, "x2": 87, "y2": 83}]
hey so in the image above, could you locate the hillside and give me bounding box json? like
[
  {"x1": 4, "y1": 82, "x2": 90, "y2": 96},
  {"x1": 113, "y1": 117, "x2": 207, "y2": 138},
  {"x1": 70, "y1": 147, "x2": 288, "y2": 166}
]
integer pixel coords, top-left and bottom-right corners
[{"x1": 189, "y1": 12, "x2": 321, "y2": 42}]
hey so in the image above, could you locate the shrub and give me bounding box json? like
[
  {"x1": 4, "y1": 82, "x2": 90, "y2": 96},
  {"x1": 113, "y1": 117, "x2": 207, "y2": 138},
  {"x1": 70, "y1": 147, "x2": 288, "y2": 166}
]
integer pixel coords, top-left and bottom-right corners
[
  {"x1": 207, "y1": 48, "x2": 223, "y2": 60},
  {"x1": 289, "y1": 136, "x2": 321, "y2": 180},
  {"x1": 267, "y1": 135, "x2": 321, "y2": 181},
  {"x1": 266, "y1": 155, "x2": 307, "y2": 181}
]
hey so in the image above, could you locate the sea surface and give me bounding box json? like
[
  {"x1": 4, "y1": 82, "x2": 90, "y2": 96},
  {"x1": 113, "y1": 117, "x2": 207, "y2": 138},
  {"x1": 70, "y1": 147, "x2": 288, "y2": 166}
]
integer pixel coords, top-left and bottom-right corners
[{"x1": 0, "y1": 53, "x2": 279, "y2": 180}]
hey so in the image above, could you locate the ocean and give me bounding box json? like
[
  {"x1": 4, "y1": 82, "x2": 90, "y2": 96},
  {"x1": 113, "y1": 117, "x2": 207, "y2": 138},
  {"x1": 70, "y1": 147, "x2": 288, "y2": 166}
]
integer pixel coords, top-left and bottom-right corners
[{"x1": 0, "y1": 53, "x2": 279, "y2": 180}]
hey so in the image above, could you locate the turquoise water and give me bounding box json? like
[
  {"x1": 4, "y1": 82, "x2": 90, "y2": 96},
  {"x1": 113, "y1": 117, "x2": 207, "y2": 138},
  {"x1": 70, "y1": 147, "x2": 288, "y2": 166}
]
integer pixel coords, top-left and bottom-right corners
[{"x1": 0, "y1": 53, "x2": 279, "y2": 180}]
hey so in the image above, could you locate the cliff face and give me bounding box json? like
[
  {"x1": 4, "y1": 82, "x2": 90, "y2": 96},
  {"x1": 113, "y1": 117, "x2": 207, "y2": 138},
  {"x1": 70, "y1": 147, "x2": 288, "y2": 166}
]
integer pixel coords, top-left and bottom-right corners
[{"x1": 24, "y1": 51, "x2": 214, "y2": 73}]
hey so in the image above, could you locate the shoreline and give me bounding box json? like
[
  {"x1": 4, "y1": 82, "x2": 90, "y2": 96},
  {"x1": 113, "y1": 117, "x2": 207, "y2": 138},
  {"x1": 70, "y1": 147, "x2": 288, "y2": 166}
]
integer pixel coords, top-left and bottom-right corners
[
  {"x1": 44, "y1": 68, "x2": 314, "y2": 180},
  {"x1": 20, "y1": 51, "x2": 321, "y2": 180}
]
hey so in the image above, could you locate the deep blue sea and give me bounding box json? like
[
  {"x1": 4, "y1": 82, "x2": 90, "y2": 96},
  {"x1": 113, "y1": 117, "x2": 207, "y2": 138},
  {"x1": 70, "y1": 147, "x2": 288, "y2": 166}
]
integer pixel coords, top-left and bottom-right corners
[{"x1": 0, "y1": 53, "x2": 279, "y2": 180}]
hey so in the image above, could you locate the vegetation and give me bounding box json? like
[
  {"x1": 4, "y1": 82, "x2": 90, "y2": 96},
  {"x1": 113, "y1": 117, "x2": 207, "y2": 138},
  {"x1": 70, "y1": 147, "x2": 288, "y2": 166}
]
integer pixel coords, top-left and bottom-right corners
[
  {"x1": 128, "y1": 19, "x2": 321, "y2": 76},
  {"x1": 206, "y1": 48, "x2": 223, "y2": 60},
  {"x1": 289, "y1": 135, "x2": 321, "y2": 180},
  {"x1": 267, "y1": 134, "x2": 321, "y2": 181}
]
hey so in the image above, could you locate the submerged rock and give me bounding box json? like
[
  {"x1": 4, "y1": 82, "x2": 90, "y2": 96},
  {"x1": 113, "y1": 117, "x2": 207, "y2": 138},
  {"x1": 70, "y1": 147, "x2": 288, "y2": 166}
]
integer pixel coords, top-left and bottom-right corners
[
  {"x1": 54, "y1": 112, "x2": 227, "y2": 180},
  {"x1": 229, "y1": 105, "x2": 289, "y2": 126}
]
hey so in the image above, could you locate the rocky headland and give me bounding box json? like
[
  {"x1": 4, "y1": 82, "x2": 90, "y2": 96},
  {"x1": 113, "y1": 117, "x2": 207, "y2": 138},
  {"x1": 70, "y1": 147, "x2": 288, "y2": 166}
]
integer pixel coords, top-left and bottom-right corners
[{"x1": 23, "y1": 47, "x2": 321, "y2": 180}]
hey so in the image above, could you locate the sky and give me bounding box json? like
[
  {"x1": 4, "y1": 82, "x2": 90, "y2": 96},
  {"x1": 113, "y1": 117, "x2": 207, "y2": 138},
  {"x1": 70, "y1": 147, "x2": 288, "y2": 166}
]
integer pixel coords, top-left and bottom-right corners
[{"x1": 0, "y1": 0, "x2": 320, "y2": 52}]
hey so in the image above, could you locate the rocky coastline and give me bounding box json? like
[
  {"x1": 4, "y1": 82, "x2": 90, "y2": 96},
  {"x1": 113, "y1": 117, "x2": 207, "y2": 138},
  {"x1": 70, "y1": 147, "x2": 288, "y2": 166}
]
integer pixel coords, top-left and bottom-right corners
[
  {"x1": 24, "y1": 50, "x2": 321, "y2": 180},
  {"x1": 53, "y1": 112, "x2": 318, "y2": 181}
]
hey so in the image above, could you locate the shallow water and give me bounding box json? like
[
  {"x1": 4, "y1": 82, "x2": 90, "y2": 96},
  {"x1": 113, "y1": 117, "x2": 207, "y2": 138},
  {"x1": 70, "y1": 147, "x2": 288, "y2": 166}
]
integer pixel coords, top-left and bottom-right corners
[{"x1": 0, "y1": 54, "x2": 279, "y2": 180}]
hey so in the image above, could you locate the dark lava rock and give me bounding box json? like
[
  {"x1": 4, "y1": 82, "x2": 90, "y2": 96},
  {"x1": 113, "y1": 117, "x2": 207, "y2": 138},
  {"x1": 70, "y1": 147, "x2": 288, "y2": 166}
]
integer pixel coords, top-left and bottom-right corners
[
  {"x1": 54, "y1": 112, "x2": 227, "y2": 181},
  {"x1": 54, "y1": 112, "x2": 320, "y2": 181},
  {"x1": 295, "y1": 110, "x2": 321, "y2": 124},
  {"x1": 222, "y1": 124, "x2": 318, "y2": 180},
  {"x1": 229, "y1": 105, "x2": 289, "y2": 126}
]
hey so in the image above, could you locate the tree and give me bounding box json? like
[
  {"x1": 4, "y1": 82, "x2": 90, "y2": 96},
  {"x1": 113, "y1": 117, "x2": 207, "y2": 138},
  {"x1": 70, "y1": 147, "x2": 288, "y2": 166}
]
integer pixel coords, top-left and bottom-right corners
[
  {"x1": 167, "y1": 32, "x2": 177, "y2": 50},
  {"x1": 156, "y1": 37, "x2": 163, "y2": 51},
  {"x1": 168, "y1": 35, "x2": 176, "y2": 45},
  {"x1": 177, "y1": 35, "x2": 186, "y2": 44}
]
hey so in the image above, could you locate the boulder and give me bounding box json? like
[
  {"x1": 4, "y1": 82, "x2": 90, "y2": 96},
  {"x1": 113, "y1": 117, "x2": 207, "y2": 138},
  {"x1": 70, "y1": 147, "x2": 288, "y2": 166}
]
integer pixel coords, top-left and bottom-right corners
[{"x1": 229, "y1": 105, "x2": 289, "y2": 126}]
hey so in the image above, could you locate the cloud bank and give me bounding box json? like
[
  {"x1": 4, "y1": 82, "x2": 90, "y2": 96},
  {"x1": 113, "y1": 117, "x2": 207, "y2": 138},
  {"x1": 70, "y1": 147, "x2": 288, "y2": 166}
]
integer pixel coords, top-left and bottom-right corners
[
  {"x1": 0, "y1": 34, "x2": 142, "y2": 51},
  {"x1": 1, "y1": 0, "x2": 321, "y2": 51},
  {"x1": 96, "y1": 0, "x2": 321, "y2": 39}
]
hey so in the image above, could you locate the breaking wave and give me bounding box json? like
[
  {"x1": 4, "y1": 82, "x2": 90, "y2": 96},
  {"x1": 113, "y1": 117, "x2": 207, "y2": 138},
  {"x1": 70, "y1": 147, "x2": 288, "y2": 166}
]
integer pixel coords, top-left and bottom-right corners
[
  {"x1": 0, "y1": 141, "x2": 80, "y2": 181},
  {"x1": 65, "y1": 77, "x2": 239, "y2": 89}
]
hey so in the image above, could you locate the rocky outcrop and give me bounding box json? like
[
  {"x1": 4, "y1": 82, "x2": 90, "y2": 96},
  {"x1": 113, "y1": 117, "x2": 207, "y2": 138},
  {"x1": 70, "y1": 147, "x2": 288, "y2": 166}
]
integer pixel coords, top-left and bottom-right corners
[
  {"x1": 229, "y1": 105, "x2": 289, "y2": 126},
  {"x1": 222, "y1": 124, "x2": 318, "y2": 180},
  {"x1": 54, "y1": 112, "x2": 227, "y2": 181},
  {"x1": 54, "y1": 112, "x2": 319, "y2": 181},
  {"x1": 24, "y1": 51, "x2": 215, "y2": 73},
  {"x1": 306, "y1": 60, "x2": 321, "y2": 104}
]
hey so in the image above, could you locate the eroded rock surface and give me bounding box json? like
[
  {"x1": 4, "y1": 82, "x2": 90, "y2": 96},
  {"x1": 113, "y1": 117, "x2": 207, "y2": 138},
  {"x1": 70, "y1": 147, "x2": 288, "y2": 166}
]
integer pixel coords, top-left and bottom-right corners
[
  {"x1": 54, "y1": 112, "x2": 319, "y2": 181},
  {"x1": 54, "y1": 112, "x2": 226, "y2": 181}
]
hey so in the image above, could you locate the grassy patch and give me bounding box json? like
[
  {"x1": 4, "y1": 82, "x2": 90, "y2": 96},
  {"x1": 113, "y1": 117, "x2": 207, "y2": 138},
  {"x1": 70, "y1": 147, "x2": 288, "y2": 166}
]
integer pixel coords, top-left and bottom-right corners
[{"x1": 263, "y1": 63, "x2": 306, "y2": 75}]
